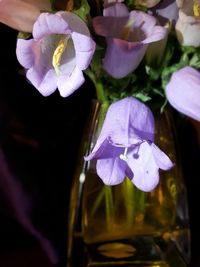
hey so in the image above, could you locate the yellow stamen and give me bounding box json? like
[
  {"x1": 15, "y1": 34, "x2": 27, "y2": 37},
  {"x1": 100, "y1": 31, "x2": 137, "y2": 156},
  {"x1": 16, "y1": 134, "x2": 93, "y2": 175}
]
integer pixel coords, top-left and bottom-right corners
[
  {"x1": 193, "y1": 0, "x2": 200, "y2": 17},
  {"x1": 52, "y1": 38, "x2": 68, "y2": 75},
  {"x1": 121, "y1": 19, "x2": 135, "y2": 40}
]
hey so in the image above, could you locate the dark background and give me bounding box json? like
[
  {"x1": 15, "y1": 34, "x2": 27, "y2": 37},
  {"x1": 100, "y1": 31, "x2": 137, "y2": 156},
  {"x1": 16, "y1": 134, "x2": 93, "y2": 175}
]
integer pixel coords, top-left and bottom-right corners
[{"x1": 0, "y1": 24, "x2": 200, "y2": 267}]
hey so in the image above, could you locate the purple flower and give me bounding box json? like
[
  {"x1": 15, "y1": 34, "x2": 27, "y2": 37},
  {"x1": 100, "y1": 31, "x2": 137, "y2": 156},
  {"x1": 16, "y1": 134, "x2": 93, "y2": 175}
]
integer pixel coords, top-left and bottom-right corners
[
  {"x1": 93, "y1": 3, "x2": 167, "y2": 78},
  {"x1": 175, "y1": 0, "x2": 200, "y2": 47},
  {"x1": 85, "y1": 97, "x2": 173, "y2": 192},
  {"x1": 166, "y1": 66, "x2": 200, "y2": 122},
  {"x1": 150, "y1": 0, "x2": 178, "y2": 25},
  {"x1": 16, "y1": 12, "x2": 96, "y2": 97}
]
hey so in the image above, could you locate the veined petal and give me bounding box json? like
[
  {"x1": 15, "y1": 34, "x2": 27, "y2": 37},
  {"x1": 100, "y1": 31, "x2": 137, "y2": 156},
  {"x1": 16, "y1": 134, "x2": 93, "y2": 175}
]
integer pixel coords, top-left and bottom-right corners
[
  {"x1": 16, "y1": 39, "x2": 35, "y2": 68},
  {"x1": 72, "y1": 32, "x2": 96, "y2": 70},
  {"x1": 151, "y1": 143, "x2": 174, "y2": 170},
  {"x1": 142, "y1": 25, "x2": 167, "y2": 44},
  {"x1": 104, "y1": 38, "x2": 147, "y2": 78},
  {"x1": 59, "y1": 11, "x2": 91, "y2": 36},
  {"x1": 150, "y1": 0, "x2": 178, "y2": 25},
  {"x1": 103, "y1": 3, "x2": 129, "y2": 17},
  {"x1": 93, "y1": 16, "x2": 128, "y2": 38},
  {"x1": 97, "y1": 156, "x2": 126, "y2": 185},
  {"x1": 57, "y1": 67, "x2": 85, "y2": 97},
  {"x1": 166, "y1": 66, "x2": 200, "y2": 122},
  {"x1": 26, "y1": 68, "x2": 57, "y2": 96},
  {"x1": 175, "y1": 10, "x2": 200, "y2": 47},
  {"x1": 37, "y1": 69, "x2": 58, "y2": 96},
  {"x1": 33, "y1": 13, "x2": 71, "y2": 40},
  {"x1": 99, "y1": 97, "x2": 155, "y2": 145},
  {"x1": 127, "y1": 142, "x2": 159, "y2": 192}
]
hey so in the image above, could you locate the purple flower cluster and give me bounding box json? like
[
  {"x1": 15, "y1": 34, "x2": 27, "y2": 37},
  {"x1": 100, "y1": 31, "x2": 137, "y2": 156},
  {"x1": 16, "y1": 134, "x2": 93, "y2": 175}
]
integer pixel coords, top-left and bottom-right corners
[{"x1": 11, "y1": 0, "x2": 200, "y2": 191}]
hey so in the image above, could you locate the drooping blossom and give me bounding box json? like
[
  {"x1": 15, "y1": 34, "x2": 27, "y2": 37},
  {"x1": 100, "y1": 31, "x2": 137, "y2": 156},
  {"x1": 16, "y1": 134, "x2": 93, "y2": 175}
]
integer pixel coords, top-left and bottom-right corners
[
  {"x1": 166, "y1": 66, "x2": 200, "y2": 122},
  {"x1": 175, "y1": 0, "x2": 200, "y2": 47},
  {"x1": 93, "y1": 3, "x2": 167, "y2": 79},
  {"x1": 16, "y1": 12, "x2": 96, "y2": 97},
  {"x1": 0, "y1": 0, "x2": 51, "y2": 32},
  {"x1": 85, "y1": 97, "x2": 173, "y2": 192}
]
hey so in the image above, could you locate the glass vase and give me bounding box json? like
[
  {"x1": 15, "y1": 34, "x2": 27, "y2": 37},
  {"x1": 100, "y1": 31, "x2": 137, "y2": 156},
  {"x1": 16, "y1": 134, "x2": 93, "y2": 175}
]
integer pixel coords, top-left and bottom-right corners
[{"x1": 67, "y1": 100, "x2": 190, "y2": 267}]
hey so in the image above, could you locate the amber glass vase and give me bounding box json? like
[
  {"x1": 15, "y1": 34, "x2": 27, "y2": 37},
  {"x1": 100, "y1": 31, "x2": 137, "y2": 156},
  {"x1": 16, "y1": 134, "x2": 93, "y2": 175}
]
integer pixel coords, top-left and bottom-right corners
[{"x1": 67, "y1": 101, "x2": 190, "y2": 267}]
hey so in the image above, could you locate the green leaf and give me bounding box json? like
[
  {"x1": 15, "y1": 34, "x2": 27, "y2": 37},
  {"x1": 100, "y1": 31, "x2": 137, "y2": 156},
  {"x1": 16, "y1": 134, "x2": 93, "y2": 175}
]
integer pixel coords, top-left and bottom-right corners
[
  {"x1": 133, "y1": 93, "x2": 151, "y2": 102},
  {"x1": 75, "y1": 0, "x2": 90, "y2": 23},
  {"x1": 17, "y1": 32, "x2": 31, "y2": 39}
]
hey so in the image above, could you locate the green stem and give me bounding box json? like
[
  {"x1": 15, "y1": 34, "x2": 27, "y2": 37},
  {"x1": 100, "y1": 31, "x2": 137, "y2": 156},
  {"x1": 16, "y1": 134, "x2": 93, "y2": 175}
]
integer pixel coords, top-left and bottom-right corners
[
  {"x1": 105, "y1": 186, "x2": 114, "y2": 225},
  {"x1": 85, "y1": 68, "x2": 109, "y2": 110}
]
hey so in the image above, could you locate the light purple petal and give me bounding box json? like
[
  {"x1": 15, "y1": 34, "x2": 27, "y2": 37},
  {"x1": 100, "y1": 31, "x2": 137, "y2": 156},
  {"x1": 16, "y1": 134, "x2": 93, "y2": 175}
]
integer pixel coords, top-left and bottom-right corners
[
  {"x1": 27, "y1": 68, "x2": 57, "y2": 96},
  {"x1": 16, "y1": 39, "x2": 36, "y2": 68},
  {"x1": 150, "y1": 0, "x2": 178, "y2": 25},
  {"x1": 142, "y1": 25, "x2": 167, "y2": 44},
  {"x1": 151, "y1": 143, "x2": 174, "y2": 170},
  {"x1": 37, "y1": 69, "x2": 58, "y2": 96},
  {"x1": 97, "y1": 156, "x2": 126, "y2": 185},
  {"x1": 87, "y1": 97, "x2": 155, "y2": 150},
  {"x1": 33, "y1": 13, "x2": 71, "y2": 40},
  {"x1": 166, "y1": 66, "x2": 200, "y2": 122},
  {"x1": 103, "y1": 38, "x2": 147, "y2": 78},
  {"x1": 127, "y1": 142, "x2": 159, "y2": 192},
  {"x1": 129, "y1": 11, "x2": 156, "y2": 38},
  {"x1": 93, "y1": 16, "x2": 128, "y2": 38},
  {"x1": 59, "y1": 11, "x2": 91, "y2": 36},
  {"x1": 57, "y1": 67, "x2": 85, "y2": 97},
  {"x1": 72, "y1": 32, "x2": 96, "y2": 70},
  {"x1": 103, "y1": 3, "x2": 129, "y2": 17}
]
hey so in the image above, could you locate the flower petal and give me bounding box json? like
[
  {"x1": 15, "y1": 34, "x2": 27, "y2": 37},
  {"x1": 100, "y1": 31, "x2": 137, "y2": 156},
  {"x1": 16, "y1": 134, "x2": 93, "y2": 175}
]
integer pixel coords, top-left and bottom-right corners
[
  {"x1": 166, "y1": 66, "x2": 200, "y2": 122},
  {"x1": 97, "y1": 156, "x2": 126, "y2": 185},
  {"x1": 57, "y1": 67, "x2": 85, "y2": 97},
  {"x1": 175, "y1": 10, "x2": 200, "y2": 47},
  {"x1": 59, "y1": 11, "x2": 91, "y2": 36},
  {"x1": 99, "y1": 97, "x2": 155, "y2": 145},
  {"x1": 93, "y1": 16, "x2": 128, "y2": 38},
  {"x1": 33, "y1": 13, "x2": 71, "y2": 40},
  {"x1": 103, "y1": 38, "x2": 147, "y2": 78},
  {"x1": 85, "y1": 138, "x2": 125, "y2": 160},
  {"x1": 16, "y1": 39, "x2": 35, "y2": 68},
  {"x1": 72, "y1": 32, "x2": 96, "y2": 70},
  {"x1": 142, "y1": 25, "x2": 167, "y2": 44},
  {"x1": 127, "y1": 142, "x2": 159, "y2": 192},
  {"x1": 27, "y1": 68, "x2": 57, "y2": 96},
  {"x1": 151, "y1": 143, "x2": 174, "y2": 170},
  {"x1": 103, "y1": 3, "x2": 129, "y2": 17}
]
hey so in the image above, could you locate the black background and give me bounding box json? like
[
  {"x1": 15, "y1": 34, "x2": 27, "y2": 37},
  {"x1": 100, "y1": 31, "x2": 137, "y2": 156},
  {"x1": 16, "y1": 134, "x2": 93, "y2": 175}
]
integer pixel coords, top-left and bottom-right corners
[{"x1": 0, "y1": 23, "x2": 200, "y2": 267}]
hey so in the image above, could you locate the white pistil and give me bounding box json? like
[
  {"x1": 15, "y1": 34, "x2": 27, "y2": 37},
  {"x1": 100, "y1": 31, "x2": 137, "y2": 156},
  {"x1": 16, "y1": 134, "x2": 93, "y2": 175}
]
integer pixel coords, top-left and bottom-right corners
[{"x1": 119, "y1": 147, "x2": 128, "y2": 161}]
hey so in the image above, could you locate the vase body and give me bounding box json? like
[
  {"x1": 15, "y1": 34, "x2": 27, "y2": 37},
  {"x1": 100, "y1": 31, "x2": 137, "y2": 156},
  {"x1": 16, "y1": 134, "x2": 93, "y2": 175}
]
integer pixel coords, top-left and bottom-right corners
[{"x1": 67, "y1": 101, "x2": 190, "y2": 267}]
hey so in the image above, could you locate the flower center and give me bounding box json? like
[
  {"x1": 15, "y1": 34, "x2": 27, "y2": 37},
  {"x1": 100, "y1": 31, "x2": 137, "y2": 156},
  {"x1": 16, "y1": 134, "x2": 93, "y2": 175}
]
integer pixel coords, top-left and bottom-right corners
[
  {"x1": 52, "y1": 37, "x2": 68, "y2": 75},
  {"x1": 121, "y1": 19, "x2": 135, "y2": 40},
  {"x1": 193, "y1": 0, "x2": 200, "y2": 17},
  {"x1": 119, "y1": 147, "x2": 128, "y2": 161}
]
